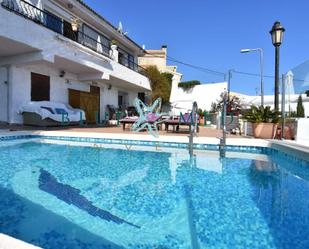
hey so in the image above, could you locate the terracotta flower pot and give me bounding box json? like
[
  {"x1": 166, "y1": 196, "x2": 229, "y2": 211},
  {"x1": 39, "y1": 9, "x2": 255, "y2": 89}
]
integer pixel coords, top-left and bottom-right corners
[
  {"x1": 252, "y1": 123, "x2": 278, "y2": 139},
  {"x1": 199, "y1": 117, "x2": 205, "y2": 125}
]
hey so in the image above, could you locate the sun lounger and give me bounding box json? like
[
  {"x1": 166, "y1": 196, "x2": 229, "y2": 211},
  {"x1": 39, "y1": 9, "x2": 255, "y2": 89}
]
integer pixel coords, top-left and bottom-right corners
[
  {"x1": 120, "y1": 113, "x2": 163, "y2": 131},
  {"x1": 119, "y1": 117, "x2": 138, "y2": 130},
  {"x1": 164, "y1": 113, "x2": 199, "y2": 133}
]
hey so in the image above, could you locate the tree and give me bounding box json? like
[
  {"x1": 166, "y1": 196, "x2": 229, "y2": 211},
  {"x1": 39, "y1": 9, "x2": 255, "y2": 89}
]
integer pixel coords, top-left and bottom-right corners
[
  {"x1": 161, "y1": 72, "x2": 173, "y2": 102},
  {"x1": 144, "y1": 66, "x2": 172, "y2": 104},
  {"x1": 296, "y1": 95, "x2": 305, "y2": 117},
  {"x1": 214, "y1": 92, "x2": 242, "y2": 115},
  {"x1": 178, "y1": 80, "x2": 201, "y2": 90}
]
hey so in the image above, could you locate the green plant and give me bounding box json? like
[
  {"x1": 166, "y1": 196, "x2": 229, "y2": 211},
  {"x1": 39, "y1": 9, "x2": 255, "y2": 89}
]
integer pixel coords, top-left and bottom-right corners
[
  {"x1": 161, "y1": 72, "x2": 173, "y2": 102},
  {"x1": 111, "y1": 39, "x2": 118, "y2": 45},
  {"x1": 210, "y1": 102, "x2": 217, "y2": 113},
  {"x1": 144, "y1": 66, "x2": 171, "y2": 103},
  {"x1": 197, "y1": 108, "x2": 206, "y2": 118},
  {"x1": 305, "y1": 90, "x2": 309, "y2": 97},
  {"x1": 289, "y1": 111, "x2": 298, "y2": 118},
  {"x1": 244, "y1": 106, "x2": 279, "y2": 123},
  {"x1": 213, "y1": 93, "x2": 242, "y2": 114},
  {"x1": 296, "y1": 95, "x2": 305, "y2": 117},
  {"x1": 178, "y1": 80, "x2": 201, "y2": 90}
]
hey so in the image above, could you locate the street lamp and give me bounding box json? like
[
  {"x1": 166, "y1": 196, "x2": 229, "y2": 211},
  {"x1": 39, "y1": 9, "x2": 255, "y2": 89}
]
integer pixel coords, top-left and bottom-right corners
[
  {"x1": 270, "y1": 21, "x2": 285, "y2": 111},
  {"x1": 240, "y1": 48, "x2": 264, "y2": 106}
]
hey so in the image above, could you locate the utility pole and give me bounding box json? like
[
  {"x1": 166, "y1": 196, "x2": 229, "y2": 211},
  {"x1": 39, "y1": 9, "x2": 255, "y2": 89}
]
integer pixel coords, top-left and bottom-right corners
[
  {"x1": 281, "y1": 74, "x2": 286, "y2": 139},
  {"x1": 227, "y1": 69, "x2": 232, "y2": 102}
]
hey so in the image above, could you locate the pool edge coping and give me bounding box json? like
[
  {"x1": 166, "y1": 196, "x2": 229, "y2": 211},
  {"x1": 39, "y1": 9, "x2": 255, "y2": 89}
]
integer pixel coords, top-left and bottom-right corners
[{"x1": 0, "y1": 130, "x2": 308, "y2": 162}]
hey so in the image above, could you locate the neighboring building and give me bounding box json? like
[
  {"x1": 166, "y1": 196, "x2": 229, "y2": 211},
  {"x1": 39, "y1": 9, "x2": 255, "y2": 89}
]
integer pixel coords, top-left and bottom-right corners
[
  {"x1": 170, "y1": 82, "x2": 227, "y2": 115},
  {"x1": 233, "y1": 92, "x2": 309, "y2": 117},
  {"x1": 138, "y1": 45, "x2": 183, "y2": 106},
  {"x1": 138, "y1": 45, "x2": 227, "y2": 114},
  {"x1": 138, "y1": 45, "x2": 183, "y2": 81},
  {"x1": 0, "y1": 0, "x2": 151, "y2": 124}
]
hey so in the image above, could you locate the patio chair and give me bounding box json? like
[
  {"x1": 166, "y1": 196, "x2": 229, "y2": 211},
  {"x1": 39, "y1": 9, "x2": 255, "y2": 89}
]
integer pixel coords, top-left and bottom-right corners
[
  {"x1": 164, "y1": 112, "x2": 199, "y2": 133},
  {"x1": 120, "y1": 112, "x2": 163, "y2": 131}
]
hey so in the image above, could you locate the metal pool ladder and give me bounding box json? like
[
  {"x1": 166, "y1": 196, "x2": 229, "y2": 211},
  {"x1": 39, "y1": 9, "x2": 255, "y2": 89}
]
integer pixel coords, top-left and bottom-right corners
[
  {"x1": 219, "y1": 92, "x2": 228, "y2": 157},
  {"x1": 188, "y1": 101, "x2": 198, "y2": 158}
]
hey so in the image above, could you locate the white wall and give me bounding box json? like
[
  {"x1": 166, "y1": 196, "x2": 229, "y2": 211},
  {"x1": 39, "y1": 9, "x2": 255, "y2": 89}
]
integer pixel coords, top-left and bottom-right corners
[
  {"x1": 238, "y1": 94, "x2": 309, "y2": 117},
  {"x1": 0, "y1": 4, "x2": 149, "y2": 123},
  {"x1": 295, "y1": 118, "x2": 309, "y2": 145},
  {"x1": 170, "y1": 81, "x2": 227, "y2": 114},
  {"x1": 0, "y1": 67, "x2": 8, "y2": 122},
  {"x1": 5, "y1": 64, "x2": 139, "y2": 123},
  {"x1": 0, "y1": 5, "x2": 151, "y2": 90},
  {"x1": 100, "y1": 83, "x2": 138, "y2": 116},
  {"x1": 7, "y1": 64, "x2": 90, "y2": 123}
]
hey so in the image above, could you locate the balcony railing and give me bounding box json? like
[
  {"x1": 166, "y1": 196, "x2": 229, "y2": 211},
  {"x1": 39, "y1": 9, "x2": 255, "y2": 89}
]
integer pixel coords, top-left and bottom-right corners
[
  {"x1": 1, "y1": 0, "x2": 147, "y2": 75},
  {"x1": 118, "y1": 47, "x2": 146, "y2": 75}
]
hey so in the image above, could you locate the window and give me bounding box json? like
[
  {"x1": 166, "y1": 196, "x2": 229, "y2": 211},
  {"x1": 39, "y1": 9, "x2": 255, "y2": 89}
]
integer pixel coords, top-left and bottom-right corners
[
  {"x1": 128, "y1": 54, "x2": 135, "y2": 70},
  {"x1": 138, "y1": 92, "x2": 145, "y2": 103},
  {"x1": 31, "y1": 73, "x2": 50, "y2": 101},
  {"x1": 118, "y1": 95, "x2": 123, "y2": 108},
  {"x1": 63, "y1": 20, "x2": 77, "y2": 41},
  {"x1": 118, "y1": 51, "x2": 127, "y2": 66},
  {"x1": 44, "y1": 10, "x2": 62, "y2": 34},
  {"x1": 82, "y1": 24, "x2": 110, "y2": 54}
]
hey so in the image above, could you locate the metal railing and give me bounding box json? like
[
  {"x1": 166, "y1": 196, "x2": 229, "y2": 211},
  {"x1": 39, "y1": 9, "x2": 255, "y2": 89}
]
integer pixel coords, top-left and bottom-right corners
[
  {"x1": 188, "y1": 101, "x2": 198, "y2": 158},
  {"x1": 219, "y1": 92, "x2": 228, "y2": 157},
  {"x1": 118, "y1": 47, "x2": 146, "y2": 75},
  {"x1": 1, "y1": 0, "x2": 111, "y2": 57},
  {"x1": 1, "y1": 0, "x2": 146, "y2": 75}
]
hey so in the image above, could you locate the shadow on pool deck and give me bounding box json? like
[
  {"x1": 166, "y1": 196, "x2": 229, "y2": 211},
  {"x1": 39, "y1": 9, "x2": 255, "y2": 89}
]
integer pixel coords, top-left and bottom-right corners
[{"x1": 0, "y1": 186, "x2": 124, "y2": 249}]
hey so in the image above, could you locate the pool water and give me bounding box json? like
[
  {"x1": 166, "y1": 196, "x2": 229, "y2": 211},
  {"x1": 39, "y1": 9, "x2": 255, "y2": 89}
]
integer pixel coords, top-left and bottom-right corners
[{"x1": 0, "y1": 139, "x2": 308, "y2": 249}]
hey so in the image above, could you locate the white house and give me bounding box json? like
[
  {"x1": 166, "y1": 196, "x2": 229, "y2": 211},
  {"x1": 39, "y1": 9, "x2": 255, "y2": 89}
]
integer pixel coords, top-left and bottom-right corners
[
  {"x1": 138, "y1": 45, "x2": 183, "y2": 107},
  {"x1": 234, "y1": 93, "x2": 309, "y2": 117},
  {"x1": 138, "y1": 45, "x2": 227, "y2": 114},
  {"x1": 0, "y1": 0, "x2": 151, "y2": 124},
  {"x1": 169, "y1": 82, "x2": 227, "y2": 114}
]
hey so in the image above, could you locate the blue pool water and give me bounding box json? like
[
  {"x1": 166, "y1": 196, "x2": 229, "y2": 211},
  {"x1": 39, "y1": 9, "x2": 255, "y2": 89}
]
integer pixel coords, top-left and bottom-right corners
[{"x1": 0, "y1": 139, "x2": 308, "y2": 249}]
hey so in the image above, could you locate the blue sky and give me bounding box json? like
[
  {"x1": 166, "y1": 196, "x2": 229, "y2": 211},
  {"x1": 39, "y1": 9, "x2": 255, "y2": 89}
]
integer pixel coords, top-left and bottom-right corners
[{"x1": 84, "y1": 0, "x2": 309, "y2": 95}]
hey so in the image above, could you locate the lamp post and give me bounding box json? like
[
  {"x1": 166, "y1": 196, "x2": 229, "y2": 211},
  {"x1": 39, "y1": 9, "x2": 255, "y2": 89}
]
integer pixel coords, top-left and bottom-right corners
[
  {"x1": 270, "y1": 21, "x2": 285, "y2": 111},
  {"x1": 240, "y1": 48, "x2": 264, "y2": 106}
]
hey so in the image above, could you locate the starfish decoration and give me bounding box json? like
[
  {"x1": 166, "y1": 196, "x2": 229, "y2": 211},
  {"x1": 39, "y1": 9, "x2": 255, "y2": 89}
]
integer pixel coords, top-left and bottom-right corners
[{"x1": 131, "y1": 98, "x2": 165, "y2": 137}]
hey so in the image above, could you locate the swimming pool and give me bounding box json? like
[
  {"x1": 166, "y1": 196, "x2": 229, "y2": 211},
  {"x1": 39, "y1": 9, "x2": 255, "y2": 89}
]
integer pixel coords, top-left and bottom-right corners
[{"x1": 0, "y1": 136, "x2": 308, "y2": 249}]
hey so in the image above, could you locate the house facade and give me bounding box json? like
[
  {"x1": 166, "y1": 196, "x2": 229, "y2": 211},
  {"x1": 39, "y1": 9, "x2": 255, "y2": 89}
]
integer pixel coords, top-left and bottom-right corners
[
  {"x1": 0, "y1": 0, "x2": 151, "y2": 124},
  {"x1": 138, "y1": 45, "x2": 228, "y2": 114}
]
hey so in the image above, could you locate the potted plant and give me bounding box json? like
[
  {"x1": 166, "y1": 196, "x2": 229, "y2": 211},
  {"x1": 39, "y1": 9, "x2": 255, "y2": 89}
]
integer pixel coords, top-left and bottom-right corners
[
  {"x1": 244, "y1": 105, "x2": 279, "y2": 139},
  {"x1": 111, "y1": 39, "x2": 118, "y2": 46},
  {"x1": 197, "y1": 108, "x2": 205, "y2": 125}
]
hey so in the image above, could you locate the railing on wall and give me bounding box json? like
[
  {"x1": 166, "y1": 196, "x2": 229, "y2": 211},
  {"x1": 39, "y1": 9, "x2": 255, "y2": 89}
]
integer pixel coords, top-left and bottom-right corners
[
  {"x1": 1, "y1": 0, "x2": 111, "y2": 56},
  {"x1": 118, "y1": 47, "x2": 146, "y2": 75},
  {"x1": 1, "y1": 0, "x2": 146, "y2": 75}
]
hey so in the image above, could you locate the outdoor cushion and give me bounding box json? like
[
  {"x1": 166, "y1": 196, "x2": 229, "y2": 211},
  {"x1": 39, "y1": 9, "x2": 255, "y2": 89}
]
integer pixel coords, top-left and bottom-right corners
[
  {"x1": 40, "y1": 106, "x2": 55, "y2": 114},
  {"x1": 20, "y1": 101, "x2": 86, "y2": 122},
  {"x1": 146, "y1": 113, "x2": 161, "y2": 122},
  {"x1": 55, "y1": 108, "x2": 68, "y2": 115}
]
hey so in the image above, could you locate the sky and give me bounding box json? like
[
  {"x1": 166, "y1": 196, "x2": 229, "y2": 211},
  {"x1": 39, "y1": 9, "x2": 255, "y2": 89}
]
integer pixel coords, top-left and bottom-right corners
[{"x1": 84, "y1": 0, "x2": 309, "y2": 95}]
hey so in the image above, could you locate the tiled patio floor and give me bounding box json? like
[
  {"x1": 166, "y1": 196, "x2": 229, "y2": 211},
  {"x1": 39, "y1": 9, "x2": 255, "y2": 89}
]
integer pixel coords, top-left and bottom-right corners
[{"x1": 0, "y1": 123, "x2": 241, "y2": 138}]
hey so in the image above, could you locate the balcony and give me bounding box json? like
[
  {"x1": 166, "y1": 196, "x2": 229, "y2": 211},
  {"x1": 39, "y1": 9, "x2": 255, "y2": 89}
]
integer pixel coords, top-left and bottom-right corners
[{"x1": 1, "y1": 0, "x2": 146, "y2": 75}]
